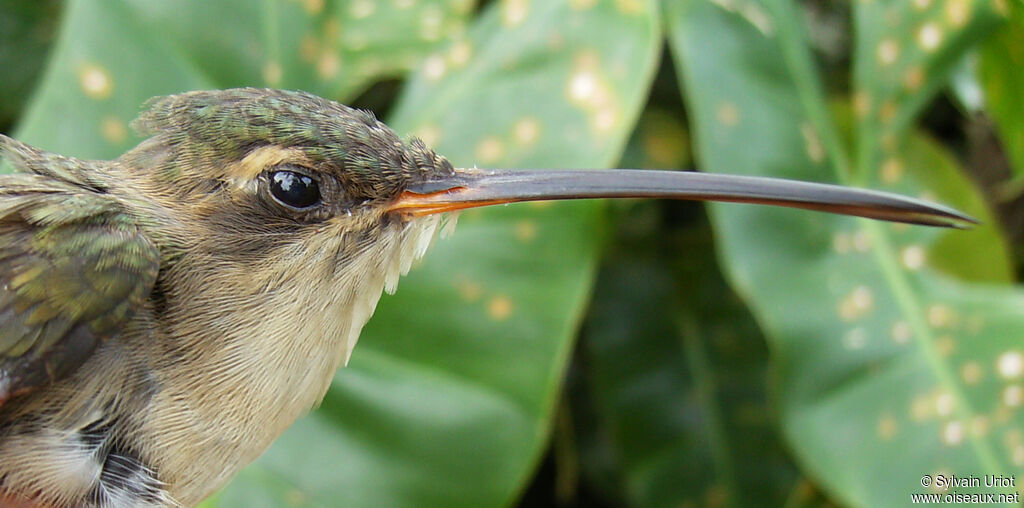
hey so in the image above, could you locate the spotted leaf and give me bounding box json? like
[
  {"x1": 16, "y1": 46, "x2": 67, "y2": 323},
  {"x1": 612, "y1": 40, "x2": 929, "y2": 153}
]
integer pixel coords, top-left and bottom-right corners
[
  {"x1": 668, "y1": 0, "x2": 1022, "y2": 506},
  {"x1": 979, "y1": 0, "x2": 1024, "y2": 185},
  {"x1": 14, "y1": 0, "x2": 475, "y2": 158}
]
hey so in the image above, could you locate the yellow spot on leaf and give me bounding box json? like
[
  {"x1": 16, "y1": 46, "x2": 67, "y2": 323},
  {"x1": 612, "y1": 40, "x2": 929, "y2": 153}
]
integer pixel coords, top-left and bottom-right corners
[
  {"x1": 942, "y1": 420, "x2": 964, "y2": 446},
  {"x1": 452, "y1": 0, "x2": 474, "y2": 14},
  {"x1": 877, "y1": 414, "x2": 898, "y2": 440},
  {"x1": 547, "y1": 33, "x2": 565, "y2": 50},
  {"x1": 903, "y1": 66, "x2": 925, "y2": 90},
  {"x1": 1014, "y1": 446, "x2": 1024, "y2": 466},
  {"x1": 945, "y1": 0, "x2": 970, "y2": 27},
  {"x1": 927, "y1": 303, "x2": 954, "y2": 328},
  {"x1": 879, "y1": 101, "x2": 897, "y2": 123},
  {"x1": 997, "y1": 350, "x2": 1024, "y2": 379},
  {"x1": 877, "y1": 39, "x2": 900, "y2": 65},
  {"x1": 800, "y1": 123, "x2": 825, "y2": 163},
  {"x1": 513, "y1": 117, "x2": 541, "y2": 145},
  {"x1": 414, "y1": 124, "x2": 441, "y2": 147},
  {"x1": 900, "y1": 245, "x2": 926, "y2": 270},
  {"x1": 394, "y1": 0, "x2": 416, "y2": 8},
  {"x1": 100, "y1": 116, "x2": 126, "y2": 144},
  {"x1": 891, "y1": 320, "x2": 912, "y2": 344},
  {"x1": 914, "y1": 0, "x2": 932, "y2": 9},
  {"x1": 488, "y1": 296, "x2": 513, "y2": 320},
  {"x1": 642, "y1": 120, "x2": 688, "y2": 167},
  {"x1": 716, "y1": 102, "x2": 740, "y2": 126},
  {"x1": 302, "y1": 0, "x2": 324, "y2": 14},
  {"x1": 615, "y1": 0, "x2": 646, "y2": 15},
  {"x1": 475, "y1": 136, "x2": 505, "y2": 164},
  {"x1": 961, "y1": 361, "x2": 982, "y2": 385},
  {"x1": 448, "y1": 40, "x2": 473, "y2": 68},
  {"x1": 881, "y1": 132, "x2": 897, "y2": 152},
  {"x1": 317, "y1": 52, "x2": 341, "y2": 79},
  {"x1": 457, "y1": 280, "x2": 482, "y2": 302},
  {"x1": 262, "y1": 61, "x2": 283, "y2": 86},
  {"x1": 515, "y1": 220, "x2": 537, "y2": 242},
  {"x1": 592, "y1": 108, "x2": 618, "y2": 133},
  {"x1": 569, "y1": 70, "x2": 599, "y2": 103},
  {"x1": 911, "y1": 393, "x2": 932, "y2": 421},
  {"x1": 300, "y1": 35, "x2": 319, "y2": 63},
  {"x1": 853, "y1": 91, "x2": 871, "y2": 118},
  {"x1": 565, "y1": 52, "x2": 620, "y2": 136},
  {"x1": 935, "y1": 335, "x2": 955, "y2": 356},
  {"x1": 502, "y1": 0, "x2": 529, "y2": 27},
  {"x1": 78, "y1": 63, "x2": 113, "y2": 99},
  {"x1": 971, "y1": 416, "x2": 989, "y2": 437},
  {"x1": 935, "y1": 391, "x2": 955, "y2": 416},
  {"x1": 349, "y1": 0, "x2": 374, "y2": 18},
  {"x1": 1003, "y1": 385, "x2": 1024, "y2": 407},
  {"x1": 285, "y1": 489, "x2": 307, "y2": 506},
  {"x1": 323, "y1": 18, "x2": 340, "y2": 39},
  {"x1": 881, "y1": 158, "x2": 904, "y2": 184},
  {"x1": 420, "y1": 5, "x2": 444, "y2": 41},
  {"x1": 833, "y1": 231, "x2": 852, "y2": 254},
  {"x1": 838, "y1": 286, "x2": 874, "y2": 321},
  {"x1": 424, "y1": 54, "x2": 447, "y2": 81},
  {"x1": 852, "y1": 229, "x2": 872, "y2": 252},
  {"x1": 570, "y1": 0, "x2": 597, "y2": 8},
  {"x1": 917, "y1": 23, "x2": 942, "y2": 51},
  {"x1": 842, "y1": 327, "x2": 868, "y2": 349}
]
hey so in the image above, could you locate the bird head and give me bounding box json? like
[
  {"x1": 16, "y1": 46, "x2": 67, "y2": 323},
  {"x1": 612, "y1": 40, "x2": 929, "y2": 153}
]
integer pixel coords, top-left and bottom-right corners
[{"x1": 67, "y1": 92, "x2": 460, "y2": 431}]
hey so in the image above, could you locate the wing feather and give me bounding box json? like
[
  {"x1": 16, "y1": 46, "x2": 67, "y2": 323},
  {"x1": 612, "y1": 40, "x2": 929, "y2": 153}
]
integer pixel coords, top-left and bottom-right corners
[{"x1": 0, "y1": 173, "x2": 160, "y2": 405}]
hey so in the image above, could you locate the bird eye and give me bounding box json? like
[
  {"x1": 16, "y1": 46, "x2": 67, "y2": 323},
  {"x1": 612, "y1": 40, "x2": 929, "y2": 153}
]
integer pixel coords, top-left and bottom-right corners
[{"x1": 269, "y1": 170, "x2": 321, "y2": 209}]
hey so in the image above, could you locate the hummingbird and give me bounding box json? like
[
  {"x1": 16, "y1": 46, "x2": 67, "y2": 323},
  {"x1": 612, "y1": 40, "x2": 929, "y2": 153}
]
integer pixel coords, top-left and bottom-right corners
[{"x1": 0, "y1": 88, "x2": 973, "y2": 508}]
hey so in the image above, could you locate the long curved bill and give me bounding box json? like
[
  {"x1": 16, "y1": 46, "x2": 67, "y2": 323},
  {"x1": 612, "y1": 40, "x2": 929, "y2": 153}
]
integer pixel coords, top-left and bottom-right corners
[{"x1": 387, "y1": 168, "x2": 976, "y2": 228}]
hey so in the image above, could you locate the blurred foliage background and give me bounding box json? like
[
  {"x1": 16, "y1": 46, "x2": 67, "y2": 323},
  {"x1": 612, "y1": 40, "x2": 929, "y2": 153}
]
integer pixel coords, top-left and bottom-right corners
[{"x1": 3, "y1": 0, "x2": 1024, "y2": 506}]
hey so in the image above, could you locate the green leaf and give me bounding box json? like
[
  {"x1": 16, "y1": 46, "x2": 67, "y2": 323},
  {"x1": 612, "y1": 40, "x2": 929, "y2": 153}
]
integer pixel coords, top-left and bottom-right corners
[
  {"x1": 11, "y1": 0, "x2": 661, "y2": 506},
  {"x1": 894, "y1": 132, "x2": 1013, "y2": 284},
  {"x1": 851, "y1": 0, "x2": 1006, "y2": 179},
  {"x1": 14, "y1": 0, "x2": 475, "y2": 159},
  {"x1": 0, "y1": 0, "x2": 60, "y2": 132},
  {"x1": 980, "y1": 0, "x2": 1024, "y2": 184},
  {"x1": 668, "y1": 0, "x2": 1024, "y2": 507},
  {"x1": 831, "y1": 101, "x2": 1013, "y2": 283},
  {"x1": 574, "y1": 203, "x2": 803, "y2": 508}
]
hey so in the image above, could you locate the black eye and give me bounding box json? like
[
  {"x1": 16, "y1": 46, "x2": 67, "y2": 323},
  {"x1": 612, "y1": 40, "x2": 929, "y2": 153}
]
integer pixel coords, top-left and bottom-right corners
[{"x1": 269, "y1": 170, "x2": 321, "y2": 209}]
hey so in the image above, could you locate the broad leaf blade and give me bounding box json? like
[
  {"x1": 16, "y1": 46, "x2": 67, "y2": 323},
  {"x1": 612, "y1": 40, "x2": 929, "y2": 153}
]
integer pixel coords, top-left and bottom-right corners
[
  {"x1": 14, "y1": 0, "x2": 473, "y2": 159},
  {"x1": 979, "y1": 1, "x2": 1024, "y2": 182},
  {"x1": 0, "y1": 0, "x2": 60, "y2": 131},
  {"x1": 576, "y1": 203, "x2": 802, "y2": 508},
  {"x1": 852, "y1": 0, "x2": 1006, "y2": 178},
  {"x1": 668, "y1": 0, "x2": 1023, "y2": 506}
]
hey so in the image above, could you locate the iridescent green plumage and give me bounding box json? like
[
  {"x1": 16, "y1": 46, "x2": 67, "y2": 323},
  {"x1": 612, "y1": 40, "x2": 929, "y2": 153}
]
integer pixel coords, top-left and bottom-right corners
[
  {"x1": 132, "y1": 89, "x2": 451, "y2": 201},
  {"x1": 0, "y1": 138, "x2": 159, "y2": 403}
]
